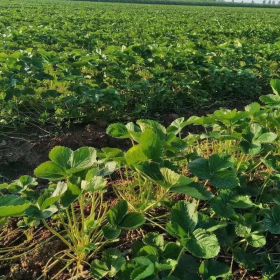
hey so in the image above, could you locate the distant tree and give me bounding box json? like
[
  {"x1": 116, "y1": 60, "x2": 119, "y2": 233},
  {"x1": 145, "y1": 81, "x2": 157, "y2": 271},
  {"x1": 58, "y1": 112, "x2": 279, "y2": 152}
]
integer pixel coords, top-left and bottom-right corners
[
  {"x1": 263, "y1": 0, "x2": 266, "y2": 4},
  {"x1": 272, "y1": 0, "x2": 275, "y2": 4}
]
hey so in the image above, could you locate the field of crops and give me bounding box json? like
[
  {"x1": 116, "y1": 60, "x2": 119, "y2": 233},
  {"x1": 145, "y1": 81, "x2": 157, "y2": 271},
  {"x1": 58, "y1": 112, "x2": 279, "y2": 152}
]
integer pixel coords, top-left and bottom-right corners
[
  {"x1": 0, "y1": 1, "x2": 280, "y2": 279},
  {"x1": 0, "y1": 1, "x2": 280, "y2": 131}
]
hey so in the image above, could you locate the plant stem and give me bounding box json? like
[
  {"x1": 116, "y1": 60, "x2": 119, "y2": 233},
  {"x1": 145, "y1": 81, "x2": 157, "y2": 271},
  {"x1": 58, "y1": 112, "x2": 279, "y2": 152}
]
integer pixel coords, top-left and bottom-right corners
[
  {"x1": 168, "y1": 247, "x2": 185, "y2": 277},
  {"x1": 42, "y1": 220, "x2": 74, "y2": 252},
  {"x1": 79, "y1": 196, "x2": 86, "y2": 232}
]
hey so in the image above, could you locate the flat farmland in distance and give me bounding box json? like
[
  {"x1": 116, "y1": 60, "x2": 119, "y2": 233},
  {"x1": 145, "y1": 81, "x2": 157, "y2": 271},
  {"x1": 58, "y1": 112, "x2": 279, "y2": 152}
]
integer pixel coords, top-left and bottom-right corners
[{"x1": 0, "y1": 1, "x2": 279, "y2": 130}]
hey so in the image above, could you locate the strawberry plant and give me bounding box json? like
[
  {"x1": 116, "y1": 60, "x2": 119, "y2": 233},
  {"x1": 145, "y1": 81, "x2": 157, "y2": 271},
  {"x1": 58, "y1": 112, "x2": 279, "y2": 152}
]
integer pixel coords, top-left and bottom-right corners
[
  {"x1": 2, "y1": 80, "x2": 279, "y2": 278},
  {"x1": 1, "y1": 1, "x2": 280, "y2": 133},
  {"x1": 0, "y1": 146, "x2": 144, "y2": 278}
]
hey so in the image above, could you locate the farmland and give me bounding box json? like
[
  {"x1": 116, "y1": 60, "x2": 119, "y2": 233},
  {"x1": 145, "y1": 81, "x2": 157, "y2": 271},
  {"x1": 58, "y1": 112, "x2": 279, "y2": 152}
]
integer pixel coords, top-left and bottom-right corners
[
  {"x1": 0, "y1": 1, "x2": 280, "y2": 131},
  {"x1": 0, "y1": 1, "x2": 280, "y2": 280}
]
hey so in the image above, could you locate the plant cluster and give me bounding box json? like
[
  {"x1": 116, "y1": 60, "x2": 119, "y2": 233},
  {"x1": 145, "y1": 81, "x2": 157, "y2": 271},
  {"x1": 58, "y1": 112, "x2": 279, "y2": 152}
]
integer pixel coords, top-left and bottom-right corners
[
  {"x1": 0, "y1": 1, "x2": 280, "y2": 131},
  {"x1": 0, "y1": 80, "x2": 279, "y2": 279}
]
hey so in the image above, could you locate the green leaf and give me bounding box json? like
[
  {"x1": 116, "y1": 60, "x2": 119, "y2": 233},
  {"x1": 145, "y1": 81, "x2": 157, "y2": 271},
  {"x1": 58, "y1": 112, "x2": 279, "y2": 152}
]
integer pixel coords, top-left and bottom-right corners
[
  {"x1": 143, "y1": 233, "x2": 165, "y2": 249},
  {"x1": 138, "y1": 245, "x2": 159, "y2": 257},
  {"x1": 160, "y1": 168, "x2": 212, "y2": 200},
  {"x1": 210, "y1": 196, "x2": 236, "y2": 218},
  {"x1": 230, "y1": 195, "x2": 255, "y2": 209},
  {"x1": 60, "y1": 183, "x2": 81, "y2": 207},
  {"x1": 103, "y1": 248, "x2": 126, "y2": 277},
  {"x1": 126, "y1": 145, "x2": 149, "y2": 166},
  {"x1": 160, "y1": 167, "x2": 184, "y2": 186},
  {"x1": 168, "y1": 201, "x2": 198, "y2": 237},
  {"x1": 81, "y1": 176, "x2": 107, "y2": 193},
  {"x1": 184, "y1": 228, "x2": 220, "y2": 259},
  {"x1": 189, "y1": 155, "x2": 238, "y2": 189},
  {"x1": 34, "y1": 161, "x2": 66, "y2": 180},
  {"x1": 49, "y1": 146, "x2": 72, "y2": 169},
  {"x1": 106, "y1": 123, "x2": 129, "y2": 139},
  {"x1": 264, "y1": 206, "x2": 280, "y2": 234},
  {"x1": 135, "y1": 162, "x2": 164, "y2": 182},
  {"x1": 91, "y1": 260, "x2": 109, "y2": 279},
  {"x1": 139, "y1": 127, "x2": 164, "y2": 163},
  {"x1": 15, "y1": 175, "x2": 38, "y2": 190},
  {"x1": 40, "y1": 147, "x2": 96, "y2": 177},
  {"x1": 101, "y1": 147, "x2": 124, "y2": 160},
  {"x1": 131, "y1": 257, "x2": 155, "y2": 280},
  {"x1": 245, "y1": 102, "x2": 261, "y2": 114},
  {"x1": 271, "y1": 79, "x2": 280, "y2": 95},
  {"x1": 173, "y1": 254, "x2": 200, "y2": 280},
  {"x1": 71, "y1": 147, "x2": 97, "y2": 172},
  {"x1": 188, "y1": 157, "x2": 209, "y2": 179},
  {"x1": 40, "y1": 195, "x2": 60, "y2": 211},
  {"x1": 163, "y1": 242, "x2": 181, "y2": 259},
  {"x1": 25, "y1": 205, "x2": 43, "y2": 219},
  {"x1": 155, "y1": 260, "x2": 176, "y2": 272},
  {"x1": 210, "y1": 170, "x2": 239, "y2": 189},
  {"x1": 165, "y1": 134, "x2": 187, "y2": 154},
  {"x1": 137, "y1": 119, "x2": 166, "y2": 137},
  {"x1": 91, "y1": 248, "x2": 125, "y2": 278},
  {"x1": 52, "y1": 181, "x2": 68, "y2": 197},
  {"x1": 102, "y1": 161, "x2": 117, "y2": 176},
  {"x1": 103, "y1": 225, "x2": 121, "y2": 240},
  {"x1": 108, "y1": 200, "x2": 128, "y2": 227},
  {"x1": 84, "y1": 217, "x2": 100, "y2": 235},
  {"x1": 25, "y1": 205, "x2": 58, "y2": 219},
  {"x1": 189, "y1": 155, "x2": 232, "y2": 179},
  {"x1": 259, "y1": 94, "x2": 280, "y2": 108},
  {"x1": 173, "y1": 182, "x2": 213, "y2": 201},
  {"x1": 0, "y1": 195, "x2": 31, "y2": 217},
  {"x1": 85, "y1": 168, "x2": 99, "y2": 180},
  {"x1": 167, "y1": 117, "x2": 187, "y2": 135},
  {"x1": 198, "y1": 215, "x2": 227, "y2": 233},
  {"x1": 0, "y1": 183, "x2": 9, "y2": 191},
  {"x1": 233, "y1": 248, "x2": 261, "y2": 270},
  {"x1": 256, "y1": 132, "x2": 277, "y2": 144},
  {"x1": 199, "y1": 260, "x2": 230, "y2": 279},
  {"x1": 235, "y1": 224, "x2": 251, "y2": 238},
  {"x1": 41, "y1": 182, "x2": 68, "y2": 209},
  {"x1": 126, "y1": 122, "x2": 165, "y2": 166},
  {"x1": 247, "y1": 232, "x2": 266, "y2": 248},
  {"x1": 119, "y1": 212, "x2": 145, "y2": 229},
  {"x1": 240, "y1": 133, "x2": 262, "y2": 155}
]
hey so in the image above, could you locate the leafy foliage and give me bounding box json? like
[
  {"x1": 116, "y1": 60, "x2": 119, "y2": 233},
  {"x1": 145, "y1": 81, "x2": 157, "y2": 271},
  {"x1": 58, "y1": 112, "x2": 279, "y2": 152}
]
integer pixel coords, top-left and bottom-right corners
[
  {"x1": 1, "y1": 73, "x2": 279, "y2": 279},
  {"x1": 0, "y1": 1, "x2": 280, "y2": 131}
]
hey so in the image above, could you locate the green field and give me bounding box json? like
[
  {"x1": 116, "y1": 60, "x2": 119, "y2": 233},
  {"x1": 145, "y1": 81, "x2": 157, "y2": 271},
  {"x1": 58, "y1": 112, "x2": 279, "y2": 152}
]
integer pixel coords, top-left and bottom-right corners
[
  {"x1": 0, "y1": 1, "x2": 279, "y2": 131},
  {"x1": 0, "y1": 1, "x2": 280, "y2": 279},
  {"x1": 76, "y1": 0, "x2": 280, "y2": 8}
]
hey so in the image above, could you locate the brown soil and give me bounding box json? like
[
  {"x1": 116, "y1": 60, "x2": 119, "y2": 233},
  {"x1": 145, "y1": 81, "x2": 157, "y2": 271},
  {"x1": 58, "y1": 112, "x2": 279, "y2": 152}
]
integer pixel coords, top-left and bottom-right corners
[
  {"x1": 0, "y1": 222, "x2": 68, "y2": 280},
  {"x1": 6, "y1": 239, "x2": 65, "y2": 280},
  {"x1": 0, "y1": 123, "x2": 130, "y2": 180},
  {"x1": 0, "y1": 106, "x2": 235, "y2": 181}
]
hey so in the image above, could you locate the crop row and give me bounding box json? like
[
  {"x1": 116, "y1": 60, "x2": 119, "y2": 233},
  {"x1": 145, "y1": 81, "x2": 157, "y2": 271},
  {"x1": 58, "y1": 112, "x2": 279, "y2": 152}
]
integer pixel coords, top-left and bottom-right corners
[
  {"x1": 0, "y1": 80, "x2": 279, "y2": 279},
  {"x1": 0, "y1": 1, "x2": 280, "y2": 131}
]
